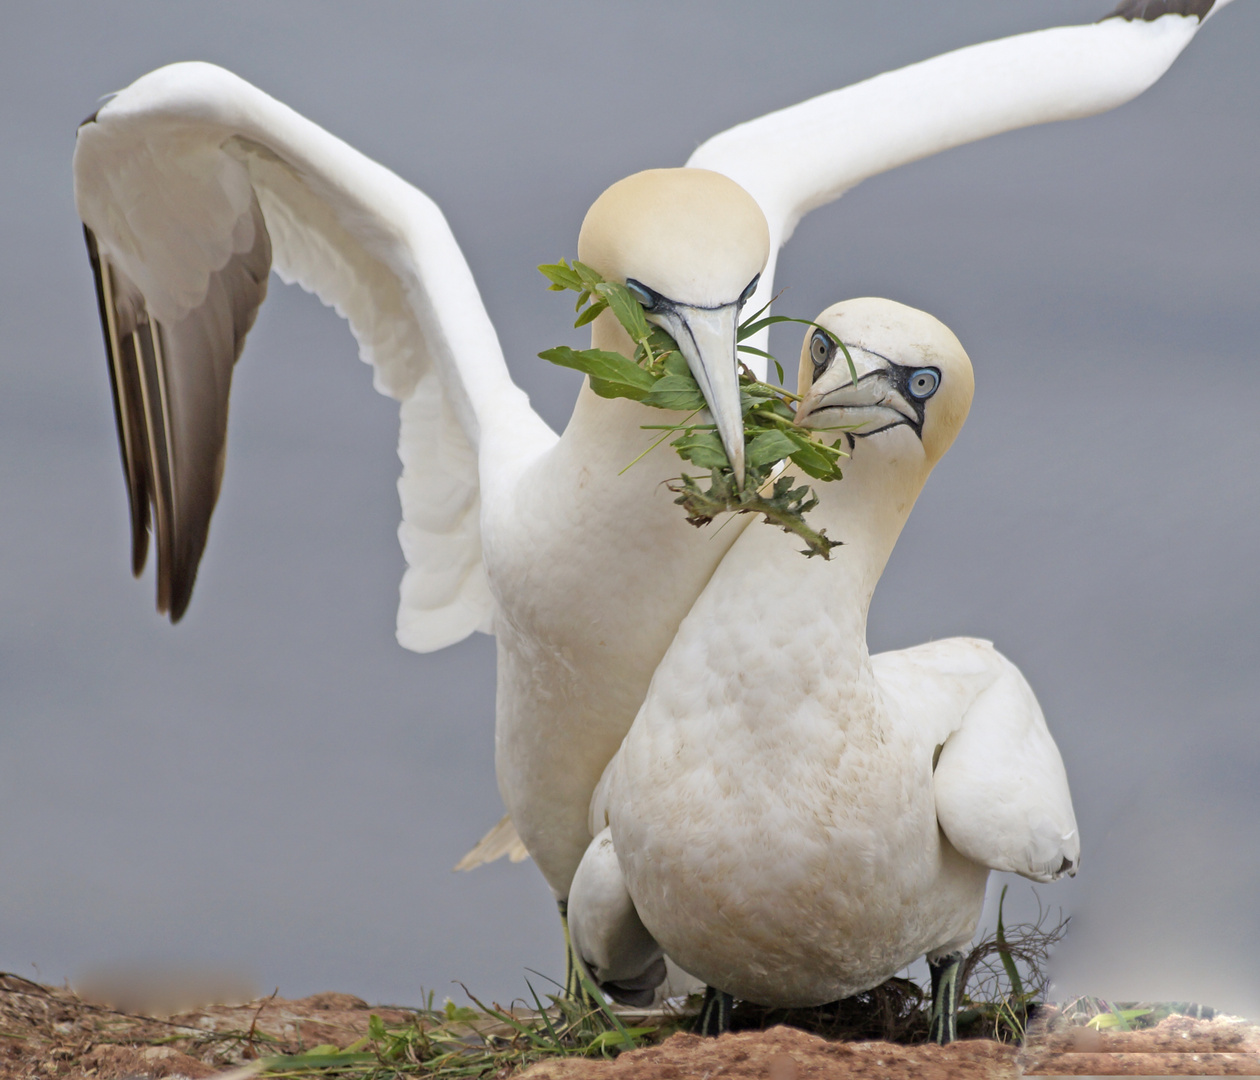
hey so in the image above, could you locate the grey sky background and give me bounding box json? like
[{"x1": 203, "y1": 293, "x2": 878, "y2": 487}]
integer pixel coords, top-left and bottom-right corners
[{"x1": 1, "y1": 2, "x2": 1257, "y2": 1014}]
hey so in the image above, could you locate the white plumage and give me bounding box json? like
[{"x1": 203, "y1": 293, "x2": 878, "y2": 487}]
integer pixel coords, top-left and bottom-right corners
[
  {"x1": 73, "y1": 3, "x2": 1220, "y2": 916},
  {"x1": 573, "y1": 300, "x2": 1078, "y2": 1012}
]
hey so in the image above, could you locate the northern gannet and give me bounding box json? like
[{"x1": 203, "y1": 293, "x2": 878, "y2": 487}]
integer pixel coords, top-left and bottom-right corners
[
  {"x1": 571, "y1": 300, "x2": 1079, "y2": 1039},
  {"x1": 72, "y1": 0, "x2": 1219, "y2": 963}
]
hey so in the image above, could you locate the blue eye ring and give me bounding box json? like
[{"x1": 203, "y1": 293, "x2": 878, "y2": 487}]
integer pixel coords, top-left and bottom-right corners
[
  {"x1": 809, "y1": 330, "x2": 832, "y2": 373},
  {"x1": 907, "y1": 368, "x2": 940, "y2": 400},
  {"x1": 624, "y1": 279, "x2": 658, "y2": 312}
]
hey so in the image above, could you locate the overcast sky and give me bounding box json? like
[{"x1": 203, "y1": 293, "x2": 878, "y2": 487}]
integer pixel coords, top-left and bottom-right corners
[{"x1": 1, "y1": 1, "x2": 1258, "y2": 1015}]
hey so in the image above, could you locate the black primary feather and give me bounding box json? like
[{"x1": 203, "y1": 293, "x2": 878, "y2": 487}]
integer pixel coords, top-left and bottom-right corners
[{"x1": 1105, "y1": 0, "x2": 1215, "y2": 22}]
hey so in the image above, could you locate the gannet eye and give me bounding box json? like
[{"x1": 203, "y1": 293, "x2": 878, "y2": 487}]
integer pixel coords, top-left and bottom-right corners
[
  {"x1": 907, "y1": 368, "x2": 940, "y2": 400},
  {"x1": 810, "y1": 330, "x2": 832, "y2": 377},
  {"x1": 624, "y1": 279, "x2": 659, "y2": 312},
  {"x1": 738, "y1": 274, "x2": 760, "y2": 307}
]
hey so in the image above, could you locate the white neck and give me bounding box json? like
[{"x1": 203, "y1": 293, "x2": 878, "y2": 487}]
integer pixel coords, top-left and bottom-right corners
[
  {"x1": 560, "y1": 311, "x2": 669, "y2": 468},
  {"x1": 694, "y1": 430, "x2": 932, "y2": 729},
  {"x1": 809, "y1": 431, "x2": 929, "y2": 609}
]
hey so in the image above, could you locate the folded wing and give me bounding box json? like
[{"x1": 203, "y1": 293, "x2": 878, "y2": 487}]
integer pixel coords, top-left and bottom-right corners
[
  {"x1": 876, "y1": 637, "x2": 1079, "y2": 884},
  {"x1": 75, "y1": 62, "x2": 555, "y2": 641}
]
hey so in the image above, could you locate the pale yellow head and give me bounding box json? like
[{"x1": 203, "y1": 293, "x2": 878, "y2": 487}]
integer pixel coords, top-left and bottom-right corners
[
  {"x1": 577, "y1": 169, "x2": 771, "y2": 483},
  {"x1": 795, "y1": 298, "x2": 974, "y2": 468},
  {"x1": 578, "y1": 168, "x2": 769, "y2": 307}
]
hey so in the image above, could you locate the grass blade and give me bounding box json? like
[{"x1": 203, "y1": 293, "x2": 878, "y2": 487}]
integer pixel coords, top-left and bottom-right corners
[{"x1": 995, "y1": 885, "x2": 1025, "y2": 1002}]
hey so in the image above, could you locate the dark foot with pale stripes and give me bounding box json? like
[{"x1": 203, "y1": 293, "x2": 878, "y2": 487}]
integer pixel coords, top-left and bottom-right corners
[
  {"x1": 696, "y1": 985, "x2": 734, "y2": 1036},
  {"x1": 928, "y1": 951, "x2": 964, "y2": 1044}
]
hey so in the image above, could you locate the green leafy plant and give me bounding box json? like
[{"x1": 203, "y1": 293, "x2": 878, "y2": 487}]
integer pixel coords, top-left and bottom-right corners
[
  {"x1": 255, "y1": 982, "x2": 661, "y2": 1080},
  {"x1": 955, "y1": 886, "x2": 1070, "y2": 1043},
  {"x1": 538, "y1": 258, "x2": 856, "y2": 558},
  {"x1": 1086, "y1": 1005, "x2": 1152, "y2": 1032},
  {"x1": 1056, "y1": 997, "x2": 1204, "y2": 1031}
]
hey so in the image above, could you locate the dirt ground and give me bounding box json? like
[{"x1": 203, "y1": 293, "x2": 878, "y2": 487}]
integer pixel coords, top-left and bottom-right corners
[
  {"x1": 521, "y1": 1012, "x2": 1260, "y2": 1078},
  {"x1": 0, "y1": 973, "x2": 412, "y2": 1080},
  {"x1": 519, "y1": 1026, "x2": 1019, "y2": 1079},
  {"x1": 1021, "y1": 1005, "x2": 1260, "y2": 1076},
  {"x1": 3, "y1": 971, "x2": 1259, "y2": 1079}
]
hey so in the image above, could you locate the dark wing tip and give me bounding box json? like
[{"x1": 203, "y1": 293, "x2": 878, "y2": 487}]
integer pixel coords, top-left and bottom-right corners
[
  {"x1": 84, "y1": 226, "x2": 154, "y2": 579},
  {"x1": 131, "y1": 530, "x2": 150, "y2": 579},
  {"x1": 86, "y1": 186, "x2": 270, "y2": 624},
  {"x1": 165, "y1": 561, "x2": 198, "y2": 625},
  {"x1": 153, "y1": 194, "x2": 272, "y2": 625},
  {"x1": 79, "y1": 109, "x2": 100, "y2": 128},
  {"x1": 1103, "y1": 0, "x2": 1215, "y2": 21}
]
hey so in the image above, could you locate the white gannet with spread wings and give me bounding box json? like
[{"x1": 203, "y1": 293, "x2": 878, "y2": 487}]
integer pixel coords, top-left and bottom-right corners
[{"x1": 74, "y1": 0, "x2": 1230, "y2": 926}]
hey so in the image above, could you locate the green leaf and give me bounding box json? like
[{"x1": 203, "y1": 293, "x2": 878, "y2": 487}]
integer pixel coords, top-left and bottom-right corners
[
  {"x1": 1087, "y1": 1008, "x2": 1151, "y2": 1031},
  {"x1": 737, "y1": 296, "x2": 775, "y2": 337},
  {"x1": 788, "y1": 451, "x2": 840, "y2": 481},
  {"x1": 737, "y1": 315, "x2": 781, "y2": 339},
  {"x1": 537, "y1": 259, "x2": 585, "y2": 292},
  {"x1": 441, "y1": 1000, "x2": 479, "y2": 1023},
  {"x1": 539, "y1": 346, "x2": 656, "y2": 400},
  {"x1": 741, "y1": 314, "x2": 859, "y2": 386},
  {"x1": 671, "y1": 430, "x2": 730, "y2": 470},
  {"x1": 648, "y1": 325, "x2": 679, "y2": 353},
  {"x1": 750, "y1": 397, "x2": 797, "y2": 423},
  {"x1": 640, "y1": 374, "x2": 707, "y2": 412},
  {"x1": 667, "y1": 471, "x2": 838, "y2": 559},
  {"x1": 573, "y1": 297, "x2": 609, "y2": 328},
  {"x1": 661, "y1": 349, "x2": 690, "y2": 378},
  {"x1": 523, "y1": 980, "x2": 564, "y2": 1047},
  {"x1": 596, "y1": 281, "x2": 652, "y2": 343},
  {"x1": 573, "y1": 966, "x2": 641, "y2": 1054},
  {"x1": 543, "y1": 255, "x2": 845, "y2": 560},
  {"x1": 572, "y1": 260, "x2": 604, "y2": 288},
  {"x1": 740, "y1": 313, "x2": 822, "y2": 338},
  {"x1": 742, "y1": 380, "x2": 784, "y2": 402},
  {"x1": 587, "y1": 1027, "x2": 653, "y2": 1052},
  {"x1": 783, "y1": 431, "x2": 844, "y2": 481},
  {"x1": 745, "y1": 430, "x2": 799, "y2": 469}
]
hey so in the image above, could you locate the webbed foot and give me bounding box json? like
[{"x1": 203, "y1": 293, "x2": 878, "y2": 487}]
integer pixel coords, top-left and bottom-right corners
[
  {"x1": 928, "y1": 951, "x2": 965, "y2": 1044},
  {"x1": 696, "y1": 985, "x2": 734, "y2": 1036}
]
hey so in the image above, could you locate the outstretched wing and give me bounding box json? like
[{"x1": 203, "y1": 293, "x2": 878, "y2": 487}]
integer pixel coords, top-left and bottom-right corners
[
  {"x1": 689, "y1": 0, "x2": 1234, "y2": 368},
  {"x1": 75, "y1": 62, "x2": 556, "y2": 644},
  {"x1": 875, "y1": 637, "x2": 1079, "y2": 884}
]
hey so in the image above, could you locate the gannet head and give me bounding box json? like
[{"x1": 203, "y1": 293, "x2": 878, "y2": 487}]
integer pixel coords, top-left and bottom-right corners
[
  {"x1": 795, "y1": 298, "x2": 974, "y2": 469},
  {"x1": 578, "y1": 168, "x2": 770, "y2": 484}
]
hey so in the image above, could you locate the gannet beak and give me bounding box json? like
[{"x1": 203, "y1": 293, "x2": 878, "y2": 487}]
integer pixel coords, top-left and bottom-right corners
[
  {"x1": 796, "y1": 366, "x2": 919, "y2": 437},
  {"x1": 654, "y1": 302, "x2": 746, "y2": 485}
]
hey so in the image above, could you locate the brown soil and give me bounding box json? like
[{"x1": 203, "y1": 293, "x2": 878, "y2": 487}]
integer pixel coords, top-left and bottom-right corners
[
  {"x1": 4, "y1": 971, "x2": 1259, "y2": 1079},
  {"x1": 520, "y1": 1025, "x2": 1018, "y2": 1079},
  {"x1": 0, "y1": 973, "x2": 414, "y2": 1080},
  {"x1": 1021, "y1": 1007, "x2": 1260, "y2": 1075}
]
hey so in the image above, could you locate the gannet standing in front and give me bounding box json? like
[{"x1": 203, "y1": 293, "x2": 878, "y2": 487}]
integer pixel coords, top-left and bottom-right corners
[
  {"x1": 74, "y1": 1, "x2": 1217, "y2": 971},
  {"x1": 571, "y1": 300, "x2": 1079, "y2": 1038}
]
